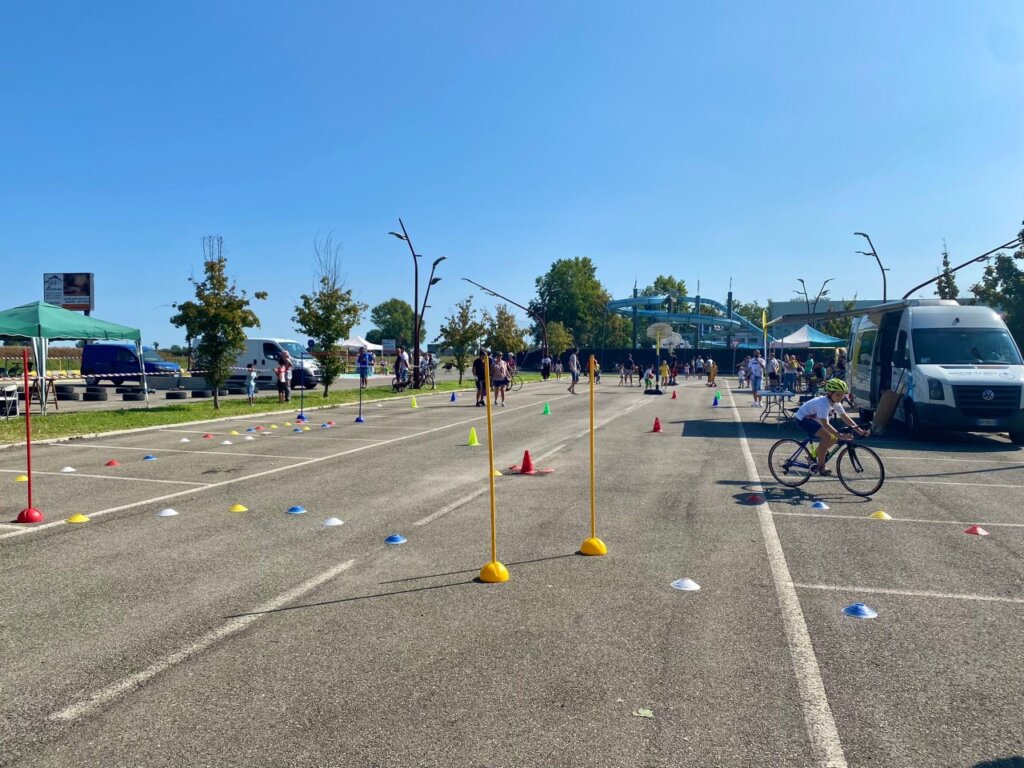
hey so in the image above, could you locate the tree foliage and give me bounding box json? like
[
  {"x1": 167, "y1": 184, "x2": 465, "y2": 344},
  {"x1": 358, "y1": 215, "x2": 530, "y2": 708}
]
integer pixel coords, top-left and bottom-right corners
[
  {"x1": 935, "y1": 242, "x2": 960, "y2": 300},
  {"x1": 820, "y1": 297, "x2": 859, "y2": 343},
  {"x1": 971, "y1": 223, "x2": 1024, "y2": 347},
  {"x1": 484, "y1": 304, "x2": 527, "y2": 356},
  {"x1": 435, "y1": 297, "x2": 487, "y2": 384},
  {"x1": 292, "y1": 234, "x2": 366, "y2": 396},
  {"x1": 369, "y1": 298, "x2": 421, "y2": 348},
  {"x1": 545, "y1": 321, "x2": 574, "y2": 356},
  {"x1": 530, "y1": 257, "x2": 612, "y2": 347},
  {"x1": 170, "y1": 254, "x2": 267, "y2": 409}
]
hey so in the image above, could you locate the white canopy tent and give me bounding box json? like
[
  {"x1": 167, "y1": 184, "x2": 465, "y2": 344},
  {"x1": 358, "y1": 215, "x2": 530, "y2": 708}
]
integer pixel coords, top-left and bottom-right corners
[
  {"x1": 340, "y1": 336, "x2": 383, "y2": 352},
  {"x1": 769, "y1": 324, "x2": 844, "y2": 349}
]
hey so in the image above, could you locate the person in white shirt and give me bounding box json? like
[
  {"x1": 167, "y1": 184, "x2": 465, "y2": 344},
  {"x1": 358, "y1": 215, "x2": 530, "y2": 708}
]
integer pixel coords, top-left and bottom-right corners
[
  {"x1": 793, "y1": 378, "x2": 868, "y2": 475},
  {"x1": 747, "y1": 351, "x2": 765, "y2": 405}
]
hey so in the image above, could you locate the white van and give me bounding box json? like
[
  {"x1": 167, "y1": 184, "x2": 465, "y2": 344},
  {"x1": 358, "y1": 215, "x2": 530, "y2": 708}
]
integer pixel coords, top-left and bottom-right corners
[
  {"x1": 236, "y1": 338, "x2": 321, "y2": 389},
  {"x1": 848, "y1": 299, "x2": 1024, "y2": 443}
]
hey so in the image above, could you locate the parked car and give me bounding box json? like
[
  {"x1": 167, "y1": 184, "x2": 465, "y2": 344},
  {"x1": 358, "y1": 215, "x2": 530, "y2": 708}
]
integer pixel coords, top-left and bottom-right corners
[{"x1": 82, "y1": 344, "x2": 181, "y2": 385}]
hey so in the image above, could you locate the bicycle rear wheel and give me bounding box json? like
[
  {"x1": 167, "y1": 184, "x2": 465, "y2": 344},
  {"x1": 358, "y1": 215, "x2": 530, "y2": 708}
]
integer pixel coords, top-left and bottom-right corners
[
  {"x1": 836, "y1": 444, "x2": 885, "y2": 497},
  {"x1": 512, "y1": 375, "x2": 523, "y2": 392},
  {"x1": 767, "y1": 439, "x2": 814, "y2": 487}
]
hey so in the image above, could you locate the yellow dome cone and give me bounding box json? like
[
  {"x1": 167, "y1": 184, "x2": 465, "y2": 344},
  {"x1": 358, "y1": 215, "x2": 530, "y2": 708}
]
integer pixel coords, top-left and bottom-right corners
[
  {"x1": 479, "y1": 560, "x2": 509, "y2": 583},
  {"x1": 270, "y1": 424, "x2": 279, "y2": 429},
  {"x1": 66, "y1": 513, "x2": 90, "y2": 524},
  {"x1": 229, "y1": 430, "x2": 240, "y2": 436},
  {"x1": 229, "y1": 504, "x2": 249, "y2": 513},
  {"x1": 492, "y1": 468, "x2": 503, "y2": 477},
  {"x1": 580, "y1": 536, "x2": 607, "y2": 556},
  {"x1": 869, "y1": 510, "x2": 892, "y2": 520},
  {"x1": 15, "y1": 475, "x2": 28, "y2": 482},
  {"x1": 467, "y1": 427, "x2": 481, "y2": 446},
  {"x1": 410, "y1": 396, "x2": 418, "y2": 408}
]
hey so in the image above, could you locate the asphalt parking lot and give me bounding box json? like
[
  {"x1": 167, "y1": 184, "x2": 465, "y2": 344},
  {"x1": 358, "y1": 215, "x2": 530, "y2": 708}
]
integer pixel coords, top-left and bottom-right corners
[{"x1": 0, "y1": 378, "x2": 1021, "y2": 767}]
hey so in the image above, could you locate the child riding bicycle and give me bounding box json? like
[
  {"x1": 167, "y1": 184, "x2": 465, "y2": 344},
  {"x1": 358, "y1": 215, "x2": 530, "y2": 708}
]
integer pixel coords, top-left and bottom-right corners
[{"x1": 793, "y1": 378, "x2": 868, "y2": 475}]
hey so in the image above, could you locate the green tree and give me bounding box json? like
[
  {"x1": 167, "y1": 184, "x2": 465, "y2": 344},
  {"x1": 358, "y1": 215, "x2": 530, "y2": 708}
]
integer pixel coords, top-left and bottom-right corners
[
  {"x1": 435, "y1": 296, "x2": 487, "y2": 384},
  {"x1": 935, "y1": 242, "x2": 960, "y2": 300},
  {"x1": 170, "y1": 254, "x2": 267, "y2": 409},
  {"x1": 484, "y1": 304, "x2": 527, "y2": 356},
  {"x1": 292, "y1": 234, "x2": 367, "y2": 396},
  {"x1": 369, "y1": 298, "x2": 421, "y2": 348},
  {"x1": 971, "y1": 223, "x2": 1024, "y2": 347},
  {"x1": 732, "y1": 299, "x2": 768, "y2": 327},
  {"x1": 530, "y1": 257, "x2": 612, "y2": 347},
  {"x1": 545, "y1": 321, "x2": 574, "y2": 356}
]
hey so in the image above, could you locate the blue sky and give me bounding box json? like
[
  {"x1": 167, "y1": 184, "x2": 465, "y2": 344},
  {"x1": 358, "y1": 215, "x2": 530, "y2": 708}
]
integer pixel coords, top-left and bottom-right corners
[{"x1": 2, "y1": 1, "x2": 1022, "y2": 346}]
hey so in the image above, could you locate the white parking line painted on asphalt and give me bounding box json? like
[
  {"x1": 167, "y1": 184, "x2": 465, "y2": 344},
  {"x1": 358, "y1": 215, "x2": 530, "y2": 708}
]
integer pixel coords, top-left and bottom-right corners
[
  {"x1": 0, "y1": 469, "x2": 208, "y2": 487},
  {"x1": 48, "y1": 559, "x2": 357, "y2": 723},
  {"x1": 772, "y1": 510, "x2": 1024, "y2": 528},
  {"x1": 58, "y1": 444, "x2": 313, "y2": 460},
  {"x1": 889, "y1": 479, "x2": 1024, "y2": 490},
  {"x1": 727, "y1": 387, "x2": 849, "y2": 768},
  {"x1": 1, "y1": 395, "x2": 575, "y2": 541},
  {"x1": 792, "y1": 583, "x2": 1024, "y2": 605}
]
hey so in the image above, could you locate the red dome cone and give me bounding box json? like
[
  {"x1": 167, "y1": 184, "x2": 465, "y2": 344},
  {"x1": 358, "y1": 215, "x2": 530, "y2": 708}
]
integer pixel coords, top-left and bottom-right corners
[
  {"x1": 671, "y1": 390, "x2": 677, "y2": 400},
  {"x1": 16, "y1": 507, "x2": 44, "y2": 524},
  {"x1": 652, "y1": 417, "x2": 663, "y2": 433},
  {"x1": 747, "y1": 494, "x2": 765, "y2": 505},
  {"x1": 104, "y1": 459, "x2": 120, "y2": 467},
  {"x1": 964, "y1": 524, "x2": 990, "y2": 536},
  {"x1": 203, "y1": 434, "x2": 214, "y2": 439}
]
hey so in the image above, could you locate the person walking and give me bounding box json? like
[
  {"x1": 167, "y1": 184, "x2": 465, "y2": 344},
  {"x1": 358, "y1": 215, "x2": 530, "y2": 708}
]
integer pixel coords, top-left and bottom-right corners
[
  {"x1": 356, "y1": 346, "x2": 373, "y2": 389},
  {"x1": 623, "y1": 354, "x2": 636, "y2": 387},
  {"x1": 274, "y1": 357, "x2": 289, "y2": 403},
  {"x1": 491, "y1": 352, "x2": 510, "y2": 406},
  {"x1": 567, "y1": 348, "x2": 580, "y2": 394},
  {"x1": 747, "y1": 350, "x2": 765, "y2": 406},
  {"x1": 472, "y1": 349, "x2": 487, "y2": 406},
  {"x1": 541, "y1": 351, "x2": 552, "y2": 381}
]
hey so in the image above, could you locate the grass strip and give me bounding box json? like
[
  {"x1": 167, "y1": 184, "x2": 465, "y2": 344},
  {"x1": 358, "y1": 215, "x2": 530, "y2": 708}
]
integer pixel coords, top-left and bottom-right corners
[{"x1": 0, "y1": 374, "x2": 546, "y2": 445}]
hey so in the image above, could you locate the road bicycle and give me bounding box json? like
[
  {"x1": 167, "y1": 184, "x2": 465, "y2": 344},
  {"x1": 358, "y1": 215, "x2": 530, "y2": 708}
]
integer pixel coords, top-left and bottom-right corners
[
  {"x1": 767, "y1": 425, "x2": 885, "y2": 497},
  {"x1": 392, "y1": 367, "x2": 435, "y2": 392},
  {"x1": 509, "y1": 372, "x2": 524, "y2": 392}
]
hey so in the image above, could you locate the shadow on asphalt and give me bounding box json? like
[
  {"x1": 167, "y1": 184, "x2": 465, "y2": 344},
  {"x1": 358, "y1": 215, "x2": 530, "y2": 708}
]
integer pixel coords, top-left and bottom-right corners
[
  {"x1": 972, "y1": 758, "x2": 1024, "y2": 768},
  {"x1": 225, "y1": 553, "x2": 581, "y2": 619},
  {"x1": 720, "y1": 481, "x2": 873, "y2": 507}
]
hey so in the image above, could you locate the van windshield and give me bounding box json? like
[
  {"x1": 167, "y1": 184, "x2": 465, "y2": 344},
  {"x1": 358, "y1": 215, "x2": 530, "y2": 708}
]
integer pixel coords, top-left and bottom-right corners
[
  {"x1": 142, "y1": 349, "x2": 165, "y2": 363},
  {"x1": 279, "y1": 342, "x2": 310, "y2": 359},
  {"x1": 912, "y1": 329, "x2": 1023, "y2": 365}
]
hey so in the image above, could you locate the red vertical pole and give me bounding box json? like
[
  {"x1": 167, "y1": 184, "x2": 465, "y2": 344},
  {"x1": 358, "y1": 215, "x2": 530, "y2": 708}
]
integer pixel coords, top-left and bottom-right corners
[
  {"x1": 16, "y1": 348, "x2": 42, "y2": 523},
  {"x1": 23, "y1": 349, "x2": 32, "y2": 510}
]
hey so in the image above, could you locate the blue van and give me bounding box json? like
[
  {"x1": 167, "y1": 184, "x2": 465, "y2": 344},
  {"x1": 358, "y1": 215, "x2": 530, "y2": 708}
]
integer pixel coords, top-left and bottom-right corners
[{"x1": 81, "y1": 344, "x2": 181, "y2": 385}]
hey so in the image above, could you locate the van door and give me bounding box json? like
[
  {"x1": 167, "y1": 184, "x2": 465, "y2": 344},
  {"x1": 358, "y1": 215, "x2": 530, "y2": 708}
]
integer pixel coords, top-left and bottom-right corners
[
  {"x1": 262, "y1": 342, "x2": 281, "y2": 365},
  {"x1": 875, "y1": 311, "x2": 902, "y2": 397},
  {"x1": 892, "y1": 326, "x2": 910, "y2": 395}
]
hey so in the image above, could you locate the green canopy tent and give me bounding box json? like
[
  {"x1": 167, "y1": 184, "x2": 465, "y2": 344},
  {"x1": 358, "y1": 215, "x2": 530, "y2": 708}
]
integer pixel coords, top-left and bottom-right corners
[{"x1": 0, "y1": 301, "x2": 144, "y2": 413}]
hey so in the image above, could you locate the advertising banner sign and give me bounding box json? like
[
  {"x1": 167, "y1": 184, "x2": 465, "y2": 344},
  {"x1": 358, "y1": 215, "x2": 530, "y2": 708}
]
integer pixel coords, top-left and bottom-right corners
[{"x1": 43, "y1": 273, "x2": 95, "y2": 311}]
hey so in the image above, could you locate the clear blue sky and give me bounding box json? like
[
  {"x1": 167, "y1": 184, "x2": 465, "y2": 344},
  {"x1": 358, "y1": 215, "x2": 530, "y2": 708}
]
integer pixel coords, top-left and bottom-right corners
[{"x1": 2, "y1": 1, "x2": 1022, "y2": 346}]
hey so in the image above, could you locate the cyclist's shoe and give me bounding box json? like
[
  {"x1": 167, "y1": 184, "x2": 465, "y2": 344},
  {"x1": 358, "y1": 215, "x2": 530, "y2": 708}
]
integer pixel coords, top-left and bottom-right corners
[{"x1": 816, "y1": 466, "x2": 833, "y2": 476}]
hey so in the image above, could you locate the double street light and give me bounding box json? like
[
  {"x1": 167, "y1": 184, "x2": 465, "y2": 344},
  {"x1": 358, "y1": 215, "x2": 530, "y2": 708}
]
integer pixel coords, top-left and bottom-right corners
[
  {"x1": 794, "y1": 277, "x2": 835, "y2": 322},
  {"x1": 389, "y1": 219, "x2": 445, "y2": 389},
  {"x1": 854, "y1": 232, "x2": 888, "y2": 301}
]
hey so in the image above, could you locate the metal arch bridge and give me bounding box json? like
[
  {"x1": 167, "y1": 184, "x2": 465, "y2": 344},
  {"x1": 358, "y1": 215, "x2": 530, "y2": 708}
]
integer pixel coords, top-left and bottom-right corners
[{"x1": 605, "y1": 295, "x2": 769, "y2": 338}]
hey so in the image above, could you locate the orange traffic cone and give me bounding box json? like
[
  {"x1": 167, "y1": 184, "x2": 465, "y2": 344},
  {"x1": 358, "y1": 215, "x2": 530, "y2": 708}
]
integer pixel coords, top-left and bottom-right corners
[
  {"x1": 671, "y1": 390, "x2": 677, "y2": 400},
  {"x1": 652, "y1": 417, "x2": 663, "y2": 433}
]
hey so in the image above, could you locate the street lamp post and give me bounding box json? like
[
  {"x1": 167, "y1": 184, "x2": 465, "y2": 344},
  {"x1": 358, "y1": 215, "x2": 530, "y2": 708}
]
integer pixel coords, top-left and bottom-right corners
[
  {"x1": 388, "y1": 219, "x2": 443, "y2": 389},
  {"x1": 854, "y1": 232, "x2": 887, "y2": 301},
  {"x1": 794, "y1": 278, "x2": 834, "y2": 324}
]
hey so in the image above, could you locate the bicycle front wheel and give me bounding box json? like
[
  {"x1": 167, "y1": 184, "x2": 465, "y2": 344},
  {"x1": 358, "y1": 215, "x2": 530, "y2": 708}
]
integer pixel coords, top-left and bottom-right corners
[
  {"x1": 512, "y1": 375, "x2": 523, "y2": 392},
  {"x1": 425, "y1": 372, "x2": 435, "y2": 390},
  {"x1": 836, "y1": 444, "x2": 885, "y2": 497},
  {"x1": 767, "y1": 439, "x2": 814, "y2": 487}
]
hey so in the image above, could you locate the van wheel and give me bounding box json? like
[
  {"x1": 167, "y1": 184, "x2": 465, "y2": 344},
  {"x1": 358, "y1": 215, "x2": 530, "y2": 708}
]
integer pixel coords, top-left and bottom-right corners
[
  {"x1": 905, "y1": 404, "x2": 929, "y2": 440},
  {"x1": 1010, "y1": 431, "x2": 1024, "y2": 446},
  {"x1": 84, "y1": 377, "x2": 99, "y2": 386}
]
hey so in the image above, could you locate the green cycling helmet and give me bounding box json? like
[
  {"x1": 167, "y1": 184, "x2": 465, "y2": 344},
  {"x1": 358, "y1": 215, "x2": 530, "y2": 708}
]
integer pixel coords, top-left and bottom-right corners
[{"x1": 824, "y1": 378, "x2": 849, "y2": 393}]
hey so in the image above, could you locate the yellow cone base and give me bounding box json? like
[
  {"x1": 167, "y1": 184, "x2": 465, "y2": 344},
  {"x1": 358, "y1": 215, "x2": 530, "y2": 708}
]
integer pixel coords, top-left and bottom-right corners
[
  {"x1": 229, "y1": 504, "x2": 249, "y2": 513},
  {"x1": 15, "y1": 475, "x2": 28, "y2": 482},
  {"x1": 580, "y1": 536, "x2": 608, "y2": 556},
  {"x1": 869, "y1": 510, "x2": 892, "y2": 520},
  {"x1": 479, "y1": 560, "x2": 509, "y2": 583},
  {"x1": 66, "y1": 513, "x2": 91, "y2": 524},
  {"x1": 492, "y1": 469, "x2": 503, "y2": 477}
]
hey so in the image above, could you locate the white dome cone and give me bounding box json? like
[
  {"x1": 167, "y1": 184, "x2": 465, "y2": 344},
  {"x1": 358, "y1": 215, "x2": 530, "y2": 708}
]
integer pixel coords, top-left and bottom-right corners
[
  {"x1": 157, "y1": 508, "x2": 179, "y2": 517},
  {"x1": 322, "y1": 517, "x2": 344, "y2": 527},
  {"x1": 179, "y1": 438, "x2": 190, "y2": 443},
  {"x1": 221, "y1": 440, "x2": 233, "y2": 445},
  {"x1": 60, "y1": 466, "x2": 76, "y2": 473},
  {"x1": 670, "y1": 578, "x2": 701, "y2": 591}
]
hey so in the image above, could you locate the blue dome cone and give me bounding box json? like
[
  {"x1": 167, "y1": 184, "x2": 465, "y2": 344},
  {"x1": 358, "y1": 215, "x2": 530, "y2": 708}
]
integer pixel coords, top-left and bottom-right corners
[
  {"x1": 246, "y1": 427, "x2": 256, "y2": 433},
  {"x1": 842, "y1": 602, "x2": 878, "y2": 619},
  {"x1": 385, "y1": 534, "x2": 407, "y2": 545},
  {"x1": 355, "y1": 415, "x2": 365, "y2": 423},
  {"x1": 294, "y1": 427, "x2": 303, "y2": 432},
  {"x1": 811, "y1": 501, "x2": 829, "y2": 510},
  {"x1": 287, "y1": 505, "x2": 307, "y2": 515},
  {"x1": 143, "y1": 455, "x2": 157, "y2": 461}
]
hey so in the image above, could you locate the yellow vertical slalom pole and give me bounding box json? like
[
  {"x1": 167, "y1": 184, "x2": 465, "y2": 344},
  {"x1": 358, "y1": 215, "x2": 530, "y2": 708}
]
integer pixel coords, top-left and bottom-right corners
[
  {"x1": 580, "y1": 355, "x2": 607, "y2": 556},
  {"x1": 479, "y1": 355, "x2": 509, "y2": 582}
]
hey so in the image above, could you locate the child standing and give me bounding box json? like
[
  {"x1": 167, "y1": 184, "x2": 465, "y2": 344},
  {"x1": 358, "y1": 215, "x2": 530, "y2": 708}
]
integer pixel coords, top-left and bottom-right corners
[{"x1": 245, "y1": 363, "x2": 258, "y2": 405}]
